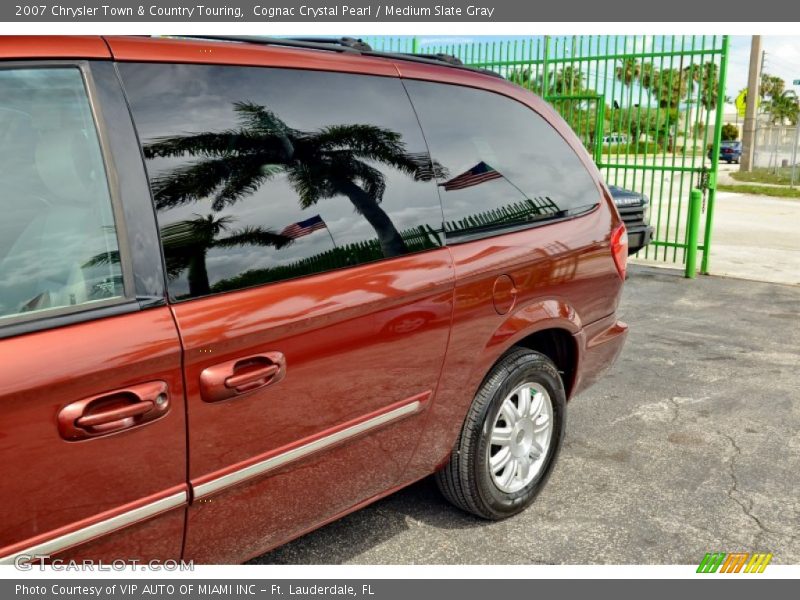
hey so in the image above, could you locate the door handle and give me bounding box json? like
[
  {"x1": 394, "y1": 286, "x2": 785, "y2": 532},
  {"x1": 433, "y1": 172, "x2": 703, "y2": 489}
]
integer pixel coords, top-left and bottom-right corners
[
  {"x1": 58, "y1": 381, "x2": 170, "y2": 441},
  {"x1": 225, "y1": 364, "x2": 280, "y2": 391},
  {"x1": 75, "y1": 401, "x2": 154, "y2": 429},
  {"x1": 200, "y1": 352, "x2": 286, "y2": 403}
]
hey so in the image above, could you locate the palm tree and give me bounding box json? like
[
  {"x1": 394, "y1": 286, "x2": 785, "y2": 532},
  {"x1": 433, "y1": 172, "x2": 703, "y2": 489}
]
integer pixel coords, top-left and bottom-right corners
[
  {"x1": 508, "y1": 67, "x2": 536, "y2": 92},
  {"x1": 760, "y1": 74, "x2": 785, "y2": 103},
  {"x1": 639, "y1": 62, "x2": 656, "y2": 97},
  {"x1": 650, "y1": 68, "x2": 691, "y2": 110},
  {"x1": 143, "y1": 102, "x2": 443, "y2": 259},
  {"x1": 686, "y1": 62, "x2": 719, "y2": 146},
  {"x1": 615, "y1": 58, "x2": 641, "y2": 87},
  {"x1": 552, "y1": 66, "x2": 584, "y2": 95},
  {"x1": 766, "y1": 91, "x2": 799, "y2": 125},
  {"x1": 84, "y1": 215, "x2": 293, "y2": 297},
  {"x1": 160, "y1": 214, "x2": 293, "y2": 297},
  {"x1": 613, "y1": 58, "x2": 644, "y2": 146},
  {"x1": 508, "y1": 66, "x2": 586, "y2": 97},
  {"x1": 688, "y1": 62, "x2": 719, "y2": 112}
]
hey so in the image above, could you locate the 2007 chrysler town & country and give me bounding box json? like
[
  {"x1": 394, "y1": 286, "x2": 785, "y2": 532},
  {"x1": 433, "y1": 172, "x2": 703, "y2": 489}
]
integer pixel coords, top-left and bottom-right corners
[{"x1": 0, "y1": 35, "x2": 628, "y2": 564}]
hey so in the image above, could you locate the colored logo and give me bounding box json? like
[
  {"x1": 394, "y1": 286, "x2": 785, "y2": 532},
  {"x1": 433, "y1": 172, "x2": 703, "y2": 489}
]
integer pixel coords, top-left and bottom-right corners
[{"x1": 697, "y1": 552, "x2": 773, "y2": 573}]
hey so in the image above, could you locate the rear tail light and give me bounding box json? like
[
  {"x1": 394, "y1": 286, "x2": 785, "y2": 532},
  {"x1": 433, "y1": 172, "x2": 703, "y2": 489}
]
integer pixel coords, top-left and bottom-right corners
[{"x1": 611, "y1": 222, "x2": 628, "y2": 280}]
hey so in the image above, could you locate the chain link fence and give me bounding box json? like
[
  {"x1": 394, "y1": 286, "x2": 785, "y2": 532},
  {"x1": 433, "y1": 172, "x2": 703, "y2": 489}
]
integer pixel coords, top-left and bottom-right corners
[{"x1": 752, "y1": 123, "x2": 800, "y2": 185}]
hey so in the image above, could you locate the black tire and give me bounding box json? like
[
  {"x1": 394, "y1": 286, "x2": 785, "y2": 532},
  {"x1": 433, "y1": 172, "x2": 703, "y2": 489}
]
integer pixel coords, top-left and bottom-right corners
[{"x1": 435, "y1": 347, "x2": 566, "y2": 520}]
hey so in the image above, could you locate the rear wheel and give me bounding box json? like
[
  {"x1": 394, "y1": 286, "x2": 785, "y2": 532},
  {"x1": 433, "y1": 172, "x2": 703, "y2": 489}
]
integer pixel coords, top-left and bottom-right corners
[{"x1": 435, "y1": 348, "x2": 566, "y2": 519}]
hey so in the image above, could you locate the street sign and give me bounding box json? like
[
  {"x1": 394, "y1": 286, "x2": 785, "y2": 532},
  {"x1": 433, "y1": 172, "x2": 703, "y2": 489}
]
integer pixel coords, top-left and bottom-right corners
[
  {"x1": 734, "y1": 89, "x2": 761, "y2": 117},
  {"x1": 735, "y1": 89, "x2": 748, "y2": 117}
]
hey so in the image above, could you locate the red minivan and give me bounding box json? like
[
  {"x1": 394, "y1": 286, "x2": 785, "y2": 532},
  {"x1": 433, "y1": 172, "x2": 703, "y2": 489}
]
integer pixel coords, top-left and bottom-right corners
[{"x1": 0, "y1": 36, "x2": 627, "y2": 564}]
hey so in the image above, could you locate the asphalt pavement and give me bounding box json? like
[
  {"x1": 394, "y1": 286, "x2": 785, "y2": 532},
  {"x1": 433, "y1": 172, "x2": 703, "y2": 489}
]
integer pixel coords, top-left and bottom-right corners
[
  {"x1": 632, "y1": 162, "x2": 800, "y2": 286},
  {"x1": 251, "y1": 266, "x2": 800, "y2": 565}
]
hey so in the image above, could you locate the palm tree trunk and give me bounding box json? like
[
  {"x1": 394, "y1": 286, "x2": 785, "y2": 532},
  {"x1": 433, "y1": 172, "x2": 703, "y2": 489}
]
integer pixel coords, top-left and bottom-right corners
[
  {"x1": 338, "y1": 181, "x2": 408, "y2": 257},
  {"x1": 188, "y1": 250, "x2": 211, "y2": 296}
]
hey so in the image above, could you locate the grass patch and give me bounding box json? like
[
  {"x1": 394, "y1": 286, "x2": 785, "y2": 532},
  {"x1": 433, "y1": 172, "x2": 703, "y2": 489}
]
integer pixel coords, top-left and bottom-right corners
[
  {"x1": 718, "y1": 184, "x2": 800, "y2": 199},
  {"x1": 730, "y1": 167, "x2": 798, "y2": 185}
]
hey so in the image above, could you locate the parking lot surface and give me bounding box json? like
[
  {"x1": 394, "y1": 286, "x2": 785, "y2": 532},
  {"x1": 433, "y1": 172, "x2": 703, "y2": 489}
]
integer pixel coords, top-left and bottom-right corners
[{"x1": 251, "y1": 267, "x2": 800, "y2": 564}]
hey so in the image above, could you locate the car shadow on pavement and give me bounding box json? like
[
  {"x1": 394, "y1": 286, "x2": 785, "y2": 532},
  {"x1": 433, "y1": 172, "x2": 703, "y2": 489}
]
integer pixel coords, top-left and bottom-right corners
[{"x1": 249, "y1": 477, "x2": 485, "y2": 564}]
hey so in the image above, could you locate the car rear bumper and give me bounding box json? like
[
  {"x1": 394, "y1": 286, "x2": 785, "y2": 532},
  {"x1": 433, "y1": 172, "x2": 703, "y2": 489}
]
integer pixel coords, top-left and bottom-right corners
[
  {"x1": 710, "y1": 152, "x2": 741, "y2": 162},
  {"x1": 570, "y1": 313, "x2": 628, "y2": 399},
  {"x1": 628, "y1": 224, "x2": 654, "y2": 255}
]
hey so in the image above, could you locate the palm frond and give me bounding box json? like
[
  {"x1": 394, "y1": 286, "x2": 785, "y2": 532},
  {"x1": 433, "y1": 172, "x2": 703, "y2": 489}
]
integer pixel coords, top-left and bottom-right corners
[
  {"x1": 160, "y1": 214, "x2": 235, "y2": 248},
  {"x1": 310, "y1": 125, "x2": 422, "y2": 176},
  {"x1": 286, "y1": 161, "x2": 337, "y2": 208},
  {"x1": 213, "y1": 226, "x2": 293, "y2": 250},
  {"x1": 327, "y1": 155, "x2": 387, "y2": 206},
  {"x1": 144, "y1": 130, "x2": 276, "y2": 159},
  {"x1": 151, "y1": 155, "x2": 282, "y2": 210},
  {"x1": 82, "y1": 250, "x2": 120, "y2": 268},
  {"x1": 233, "y1": 101, "x2": 294, "y2": 137},
  {"x1": 211, "y1": 161, "x2": 284, "y2": 211}
]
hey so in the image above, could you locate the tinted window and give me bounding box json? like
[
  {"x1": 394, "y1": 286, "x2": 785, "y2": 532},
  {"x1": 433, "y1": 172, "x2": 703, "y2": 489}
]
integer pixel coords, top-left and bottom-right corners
[
  {"x1": 0, "y1": 68, "x2": 123, "y2": 322},
  {"x1": 404, "y1": 80, "x2": 600, "y2": 240},
  {"x1": 119, "y1": 64, "x2": 444, "y2": 300}
]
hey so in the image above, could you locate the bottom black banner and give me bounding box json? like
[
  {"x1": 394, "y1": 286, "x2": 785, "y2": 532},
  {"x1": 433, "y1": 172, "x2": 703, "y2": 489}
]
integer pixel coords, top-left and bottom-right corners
[{"x1": 3, "y1": 579, "x2": 796, "y2": 600}]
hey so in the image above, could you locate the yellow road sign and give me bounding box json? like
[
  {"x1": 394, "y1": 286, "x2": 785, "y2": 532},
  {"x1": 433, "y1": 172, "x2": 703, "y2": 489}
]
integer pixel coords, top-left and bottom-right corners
[{"x1": 735, "y1": 89, "x2": 760, "y2": 118}]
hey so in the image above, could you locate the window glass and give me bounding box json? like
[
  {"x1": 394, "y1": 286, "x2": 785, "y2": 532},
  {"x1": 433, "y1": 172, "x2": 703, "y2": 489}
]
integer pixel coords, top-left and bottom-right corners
[
  {"x1": 0, "y1": 68, "x2": 123, "y2": 321},
  {"x1": 404, "y1": 80, "x2": 600, "y2": 240},
  {"x1": 119, "y1": 64, "x2": 444, "y2": 300}
]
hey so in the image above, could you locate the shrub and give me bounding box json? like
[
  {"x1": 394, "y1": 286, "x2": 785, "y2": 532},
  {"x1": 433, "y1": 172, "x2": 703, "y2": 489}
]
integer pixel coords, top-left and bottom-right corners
[
  {"x1": 721, "y1": 123, "x2": 739, "y2": 141},
  {"x1": 602, "y1": 141, "x2": 663, "y2": 154}
]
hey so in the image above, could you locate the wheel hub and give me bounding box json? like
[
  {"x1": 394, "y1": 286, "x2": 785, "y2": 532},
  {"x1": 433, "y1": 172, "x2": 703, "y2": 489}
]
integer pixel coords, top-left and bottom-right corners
[
  {"x1": 487, "y1": 382, "x2": 553, "y2": 494},
  {"x1": 511, "y1": 420, "x2": 534, "y2": 457}
]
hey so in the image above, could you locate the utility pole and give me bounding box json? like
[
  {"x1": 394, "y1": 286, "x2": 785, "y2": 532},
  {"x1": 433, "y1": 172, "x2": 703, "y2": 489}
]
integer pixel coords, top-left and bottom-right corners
[{"x1": 740, "y1": 36, "x2": 763, "y2": 172}]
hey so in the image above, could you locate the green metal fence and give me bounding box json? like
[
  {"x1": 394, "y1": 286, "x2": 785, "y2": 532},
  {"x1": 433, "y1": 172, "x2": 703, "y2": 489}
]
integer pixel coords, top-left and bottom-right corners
[{"x1": 367, "y1": 35, "x2": 730, "y2": 275}]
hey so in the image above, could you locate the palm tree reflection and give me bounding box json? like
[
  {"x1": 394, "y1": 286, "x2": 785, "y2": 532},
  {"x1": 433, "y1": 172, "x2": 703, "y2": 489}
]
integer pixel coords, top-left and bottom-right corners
[
  {"x1": 160, "y1": 214, "x2": 292, "y2": 297},
  {"x1": 144, "y1": 102, "x2": 444, "y2": 259}
]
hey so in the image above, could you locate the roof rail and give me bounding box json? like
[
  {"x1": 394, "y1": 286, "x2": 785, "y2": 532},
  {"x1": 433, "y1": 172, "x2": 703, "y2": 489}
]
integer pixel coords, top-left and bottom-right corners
[
  {"x1": 172, "y1": 35, "x2": 504, "y2": 79},
  {"x1": 400, "y1": 53, "x2": 464, "y2": 66},
  {"x1": 288, "y1": 37, "x2": 373, "y2": 52},
  {"x1": 173, "y1": 35, "x2": 368, "y2": 54}
]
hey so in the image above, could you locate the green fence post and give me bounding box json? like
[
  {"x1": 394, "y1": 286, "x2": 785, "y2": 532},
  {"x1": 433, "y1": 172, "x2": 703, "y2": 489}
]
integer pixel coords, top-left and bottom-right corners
[
  {"x1": 542, "y1": 36, "x2": 551, "y2": 97},
  {"x1": 411, "y1": 36, "x2": 419, "y2": 54},
  {"x1": 595, "y1": 97, "x2": 605, "y2": 164},
  {"x1": 685, "y1": 188, "x2": 702, "y2": 278},
  {"x1": 701, "y1": 35, "x2": 729, "y2": 274}
]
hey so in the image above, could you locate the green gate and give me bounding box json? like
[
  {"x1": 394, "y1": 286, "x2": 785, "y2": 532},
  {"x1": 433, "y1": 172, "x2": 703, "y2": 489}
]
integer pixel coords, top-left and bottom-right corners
[
  {"x1": 367, "y1": 35, "x2": 730, "y2": 275},
  {"x1": 547, "y1": 94, "x2": 605, "y2": 163}
]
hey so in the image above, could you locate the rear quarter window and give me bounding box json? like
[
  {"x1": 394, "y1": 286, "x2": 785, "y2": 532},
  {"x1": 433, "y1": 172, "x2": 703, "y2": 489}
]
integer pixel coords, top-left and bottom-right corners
[{"x1": 403, "y1": 79, "x2": 600, "y2": 241}]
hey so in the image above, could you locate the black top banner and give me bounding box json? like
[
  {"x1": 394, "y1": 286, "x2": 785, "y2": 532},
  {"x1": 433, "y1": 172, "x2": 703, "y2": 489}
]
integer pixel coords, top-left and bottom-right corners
[{"x1": 3, "y1": 0, "x2": 800, "y2": 22}]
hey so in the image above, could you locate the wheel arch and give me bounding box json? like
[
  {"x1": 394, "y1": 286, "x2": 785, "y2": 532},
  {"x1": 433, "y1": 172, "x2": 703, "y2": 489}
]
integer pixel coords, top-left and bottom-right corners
[
  {"x1": 481, "y1": 298, "x2": 582, "y2": 400},
  {"x1": 513, "y1": 328, "x2": 579, "y2": 399}
]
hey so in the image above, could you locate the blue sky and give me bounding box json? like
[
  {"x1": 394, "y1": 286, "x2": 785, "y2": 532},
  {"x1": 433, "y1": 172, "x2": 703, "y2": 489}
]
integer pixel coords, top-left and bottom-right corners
[{"x1": 726, "y1": 36, "x2": 800, "y2": 97}]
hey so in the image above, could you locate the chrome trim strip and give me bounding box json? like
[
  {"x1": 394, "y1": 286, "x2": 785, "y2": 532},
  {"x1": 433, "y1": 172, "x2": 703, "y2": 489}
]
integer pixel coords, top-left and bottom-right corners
[
  {"x1": 194, "y1": 400, "x2": 422, "y2": 499},
  {"x1": 0, "y1": 490, "x2": 187, "y2": 565}
]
